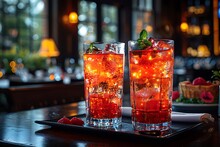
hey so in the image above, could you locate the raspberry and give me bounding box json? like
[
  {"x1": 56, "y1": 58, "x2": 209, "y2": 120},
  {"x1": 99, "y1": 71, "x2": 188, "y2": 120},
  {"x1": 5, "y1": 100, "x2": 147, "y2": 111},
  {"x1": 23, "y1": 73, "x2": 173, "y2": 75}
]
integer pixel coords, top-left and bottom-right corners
[
  {"x1": 172, "y1": 91, "x2": 180, "y2": 101},
  {"x1": 192, "y1": 77, "x2": 207, "y2": 85},
  {"x1": 204, "y1": 81, "x2": 212, "y2": 85},
  {"x1": 57, "y1": 116, "x2": 71, "y2": 124},
  {"x1": 70, "y1": 117, "x2": 84, "y2": 126},
  {"x1": 200, "y1": 91, "x2": 214, "y2": 103}
]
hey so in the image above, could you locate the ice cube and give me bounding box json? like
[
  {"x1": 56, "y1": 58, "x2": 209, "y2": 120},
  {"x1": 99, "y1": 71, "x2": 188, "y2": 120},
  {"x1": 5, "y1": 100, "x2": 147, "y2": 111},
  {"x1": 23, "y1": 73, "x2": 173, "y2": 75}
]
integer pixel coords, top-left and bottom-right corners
[
  {"x1": 97, "y1": 82, "x2": 109, "y2": 92},
  {"x1": 136, "y1": 87, "x2": 159, "y2": 101},
  {"x1": 103, "y1": 44, "x2": 117, "y2": 53},
  {"x1": 153, "y1": 40, "x2": 171, "y2": 50}
]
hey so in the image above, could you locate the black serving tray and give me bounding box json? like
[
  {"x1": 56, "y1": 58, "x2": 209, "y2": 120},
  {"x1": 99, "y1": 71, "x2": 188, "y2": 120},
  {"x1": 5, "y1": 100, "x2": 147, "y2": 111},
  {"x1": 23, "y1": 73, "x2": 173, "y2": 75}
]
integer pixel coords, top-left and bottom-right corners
[{"x1": 35, "y1": 114, "x2": 205, "y2": 140}]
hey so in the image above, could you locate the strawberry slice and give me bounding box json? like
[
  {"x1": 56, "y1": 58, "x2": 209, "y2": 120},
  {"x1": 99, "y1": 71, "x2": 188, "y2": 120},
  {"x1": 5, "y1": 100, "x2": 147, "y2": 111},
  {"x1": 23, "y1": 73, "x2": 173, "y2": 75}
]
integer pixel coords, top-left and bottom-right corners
[
  {"x1": 172, "y1": 91, "x2": 180, "y2": 101},
  {"x1": 70, "y1": 117, "x2": 84, "y2": 126},
  {"x1": 192, "y1": 77, "x2": 206, "y2": 85},
  {"x1": 57, "y1": 116, "x2": 71, "y2": 124}
]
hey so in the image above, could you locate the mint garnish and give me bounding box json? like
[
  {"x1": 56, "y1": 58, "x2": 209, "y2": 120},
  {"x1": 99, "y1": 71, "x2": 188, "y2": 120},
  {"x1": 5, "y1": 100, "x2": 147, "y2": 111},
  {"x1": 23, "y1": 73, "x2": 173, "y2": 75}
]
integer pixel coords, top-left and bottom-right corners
[
  {"x1": 137, "y1": 29, "x2": 152, "y2": 49},
  {"x1": 88, "y1": 42, "x2": 95, "y2": 53},
  {"x1": 86, "y1": 42, "x2": 98, "y2": 53}
]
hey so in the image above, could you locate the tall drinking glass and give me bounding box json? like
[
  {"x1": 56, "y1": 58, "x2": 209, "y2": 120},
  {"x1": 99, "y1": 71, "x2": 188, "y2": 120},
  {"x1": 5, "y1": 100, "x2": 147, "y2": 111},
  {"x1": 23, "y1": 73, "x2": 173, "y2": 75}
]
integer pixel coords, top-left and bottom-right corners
[
  {"x1": 83, "y1": 42, "x2": 125, "y2": 128},
  {"x1": 128, "y1": 39, "x2": 174, "y2": 132}
]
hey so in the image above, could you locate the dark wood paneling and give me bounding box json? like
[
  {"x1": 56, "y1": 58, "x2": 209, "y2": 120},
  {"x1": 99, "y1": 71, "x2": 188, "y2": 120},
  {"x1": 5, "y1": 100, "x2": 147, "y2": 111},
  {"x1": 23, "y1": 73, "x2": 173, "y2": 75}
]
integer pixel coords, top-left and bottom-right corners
[{"x1": 2, "y1": 82, "x2": 84, "y2": 112}]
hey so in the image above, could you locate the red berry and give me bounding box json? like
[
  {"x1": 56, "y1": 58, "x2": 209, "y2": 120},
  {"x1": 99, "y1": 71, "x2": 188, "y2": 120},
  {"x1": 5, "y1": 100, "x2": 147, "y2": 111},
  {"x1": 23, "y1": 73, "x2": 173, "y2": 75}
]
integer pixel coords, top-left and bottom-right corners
[
  {"x1": 192, "y1": 77, "x2": 206, "y2": 85},
  {"x1": 57, "y1": 116, "x2": 71, "y2": 124},
  {"x1": 200, "y1": 91, "x2": 214, "y2": 103},
  {"x1": 205, "y1": 81, "x2": 212, "y2": 85},
  {"x1": 70, "y1": 117, "x2": 84, "y2": 126},
  {"x1": 172, "y1": 91, "x2": 180, "y2": 101}
]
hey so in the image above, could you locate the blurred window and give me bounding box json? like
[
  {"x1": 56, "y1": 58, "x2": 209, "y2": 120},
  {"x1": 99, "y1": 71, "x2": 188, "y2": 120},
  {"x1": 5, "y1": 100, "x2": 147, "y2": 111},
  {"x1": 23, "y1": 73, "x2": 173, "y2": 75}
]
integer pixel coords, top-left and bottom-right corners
[
  {"x1": 102, "y1": 4, "x2": 118, "y2": 42},
  {"x1": 78, "y1": 1, "x2": 119, "y2": 59},
  {"x1": 132, "y1": 0, "x2": 154, "y2": 39},
  {"x1": 78, "y1": 1, "x2": 97, "y2": 59},
  {"x1": 0, "y1": 0, "x2": 48, "y2": 52}
]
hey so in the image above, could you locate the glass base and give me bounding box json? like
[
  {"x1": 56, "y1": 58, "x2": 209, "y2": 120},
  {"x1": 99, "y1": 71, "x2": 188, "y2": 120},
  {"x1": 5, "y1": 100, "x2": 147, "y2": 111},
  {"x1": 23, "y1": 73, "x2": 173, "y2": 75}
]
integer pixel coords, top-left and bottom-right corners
[
  {"x1": 132, "y1": 121, "x2": 171, "y2": 132},
  {"x1": 86, "y1": 117, "x2": 122, "y2": 129}
]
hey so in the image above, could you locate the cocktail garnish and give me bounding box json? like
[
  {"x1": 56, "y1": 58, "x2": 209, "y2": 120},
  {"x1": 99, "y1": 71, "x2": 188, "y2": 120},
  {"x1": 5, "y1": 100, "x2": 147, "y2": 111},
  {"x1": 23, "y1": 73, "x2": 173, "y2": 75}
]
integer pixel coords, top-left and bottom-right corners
[
  {"x1": 86, "y1": 42, "x2": 99, "y2": 53},
  {"x1": 137, "y1": 29, "x2": 152, "y2": 50},
  {"x1": 57, "y1": 116, "x2": 84, "y2": 126},
  {"x1": 132, "y1": 29, "x2": 153, "y2": 58}
]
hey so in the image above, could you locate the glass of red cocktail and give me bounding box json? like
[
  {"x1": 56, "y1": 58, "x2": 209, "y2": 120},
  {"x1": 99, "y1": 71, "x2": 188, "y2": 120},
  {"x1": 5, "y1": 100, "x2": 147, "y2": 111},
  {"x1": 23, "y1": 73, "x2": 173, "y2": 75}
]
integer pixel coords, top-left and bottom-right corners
[
  {"x1": 83, "y1": 42, "x2": 125, "y2": 128},
  {"x1": 128, "y1": 30, "x2": 174, "y2": 132}
]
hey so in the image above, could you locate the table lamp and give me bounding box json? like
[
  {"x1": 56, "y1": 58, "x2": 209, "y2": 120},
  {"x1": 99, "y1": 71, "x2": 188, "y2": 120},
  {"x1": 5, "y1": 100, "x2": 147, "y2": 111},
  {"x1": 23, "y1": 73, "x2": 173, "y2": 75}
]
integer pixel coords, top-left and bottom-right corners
[
  {"x1": 39, "y1": 38, "x2": 60, "y2": 58},
  {"x1": 38, "y1": 38, "x2": 61, "y2": 81}
]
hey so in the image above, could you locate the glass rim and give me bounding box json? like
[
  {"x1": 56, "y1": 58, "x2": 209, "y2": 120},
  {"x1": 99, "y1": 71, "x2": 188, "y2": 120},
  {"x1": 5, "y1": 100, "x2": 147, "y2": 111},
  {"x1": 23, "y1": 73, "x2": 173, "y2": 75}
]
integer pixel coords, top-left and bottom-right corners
[
  {"x1": 83, "y1": 41, "x2": 125, "y2": 54},
  {"x1": 128, "y1": 39, "x2": 174, "y2": 51},
  {"x1": 128, "y1": 39, "x2": 174, "y2": 43},
  {"x1": 83, "y1": 42, "x2": 125, "y2": 45}
]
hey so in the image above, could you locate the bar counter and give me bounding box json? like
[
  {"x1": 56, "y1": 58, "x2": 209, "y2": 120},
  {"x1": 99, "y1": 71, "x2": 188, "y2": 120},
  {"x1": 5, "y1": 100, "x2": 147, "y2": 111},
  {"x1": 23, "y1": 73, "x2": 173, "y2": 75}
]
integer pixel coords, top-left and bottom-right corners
[{"x1": 0, "y1": 101, "x2": 220, "y2": 147}]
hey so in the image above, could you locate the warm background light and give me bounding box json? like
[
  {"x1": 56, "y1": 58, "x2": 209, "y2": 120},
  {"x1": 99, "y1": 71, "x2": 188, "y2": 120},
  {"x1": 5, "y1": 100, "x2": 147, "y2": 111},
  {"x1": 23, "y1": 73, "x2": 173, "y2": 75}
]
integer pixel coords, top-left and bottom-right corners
[
  {"x1": 0, "y1": 71, "x2": 3, "y2": 78},
  {"x1": 62, "y1": 15, "x2": 69, "y2": 24},
  {"x1": 69, "y1": 12, "x2": 78, "y2": 24},
  {"x1": 145, "y1": 25, "x2": 153, "y2": 33},
  {"x1": 187, "y1": 45, "x2": 210, "y2": 57},
  {"x1": 202, "y1": 24, "x2": 210, "y2": 35},
  {"x1": 180, "y1": 22, "x2": 188, "y2": 32},
  {"x1": 197, "y1": 45, "x2": 210, "y2": 57},
  {"x1": 39, "y1": 38, "x2": 60, "y2": 57}
]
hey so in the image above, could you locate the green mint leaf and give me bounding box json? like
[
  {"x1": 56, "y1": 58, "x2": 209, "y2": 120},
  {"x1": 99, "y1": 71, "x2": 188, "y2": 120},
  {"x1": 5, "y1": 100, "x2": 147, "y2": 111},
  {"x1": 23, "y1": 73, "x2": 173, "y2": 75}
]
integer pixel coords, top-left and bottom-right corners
[
  {"x1": 89, "y1": 43, "x2": 94, "y2": 49},
  {"x1": 86, "y1": 42, "x2": 97, "y2": 53},
  {"x1": 137, "y1": 29, "x2": 152, "y2": 50},
  {"x1": 140, "y1": 30, "x2": 148, "y2": 40},
  {"x1": 88, "y1": 43, "x2": 94, "y2": 53},
  {"x1": 138, "y1": 43, "x2": 145, "y2": 50},
  {"x1": 137, "y1": 38, "x2": 142, "y2": 43},
  {"x1": 143, "y1": 39, "x2": 152, "y2": 46}
]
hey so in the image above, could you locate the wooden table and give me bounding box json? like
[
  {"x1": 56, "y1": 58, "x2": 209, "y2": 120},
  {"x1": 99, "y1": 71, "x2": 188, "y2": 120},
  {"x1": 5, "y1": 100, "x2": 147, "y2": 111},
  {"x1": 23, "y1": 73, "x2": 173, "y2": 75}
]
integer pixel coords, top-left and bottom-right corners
[{"x1": 0, "y1": 101, "x2": 220, "y2": 147}]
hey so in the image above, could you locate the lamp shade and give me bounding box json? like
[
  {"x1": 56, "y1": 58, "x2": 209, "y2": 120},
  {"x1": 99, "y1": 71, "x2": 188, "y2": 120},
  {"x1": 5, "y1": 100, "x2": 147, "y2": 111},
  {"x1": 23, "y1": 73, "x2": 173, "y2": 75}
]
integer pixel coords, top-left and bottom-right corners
[{"x1": 39, "y1": 39, "x2": 60, "y2": 57}]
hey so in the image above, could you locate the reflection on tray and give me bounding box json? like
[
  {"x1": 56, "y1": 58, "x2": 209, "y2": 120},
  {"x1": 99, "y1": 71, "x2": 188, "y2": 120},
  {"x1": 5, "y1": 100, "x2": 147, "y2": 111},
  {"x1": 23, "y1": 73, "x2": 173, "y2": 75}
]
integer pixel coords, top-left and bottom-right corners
[{"x1": 35, "y1": 114, "x2": 205, "y2": 140}]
